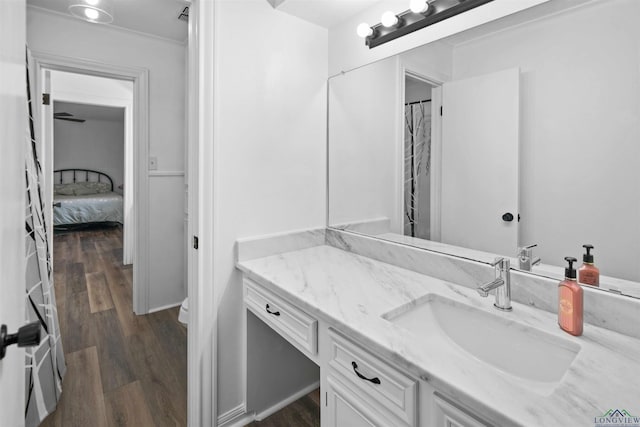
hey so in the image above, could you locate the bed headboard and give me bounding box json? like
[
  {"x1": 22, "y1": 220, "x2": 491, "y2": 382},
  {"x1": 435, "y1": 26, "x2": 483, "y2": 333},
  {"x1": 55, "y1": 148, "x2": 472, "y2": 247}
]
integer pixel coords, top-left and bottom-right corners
[{"x1": 54, "y1": 169, "x2": 114, "y2": 192}]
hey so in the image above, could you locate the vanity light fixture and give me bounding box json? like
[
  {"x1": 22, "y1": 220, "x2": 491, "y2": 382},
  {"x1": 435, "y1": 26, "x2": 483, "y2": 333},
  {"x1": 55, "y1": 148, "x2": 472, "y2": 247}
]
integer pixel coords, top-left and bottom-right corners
[
  {"x1": 409, "y1": 0, "x2": 430, "y2": 14},
  {"x1": 356, "y1": 22, "x2": 374, "y2": 38},
  {"x1": 68, "y1": 0, "x2": 114, "y2": 24},
  {"x1": 360, "y1": 0, "x2": 493, "y2": 49},
  {"x1": 381, "y1": 11, "x2": 400, "y2": 28}
]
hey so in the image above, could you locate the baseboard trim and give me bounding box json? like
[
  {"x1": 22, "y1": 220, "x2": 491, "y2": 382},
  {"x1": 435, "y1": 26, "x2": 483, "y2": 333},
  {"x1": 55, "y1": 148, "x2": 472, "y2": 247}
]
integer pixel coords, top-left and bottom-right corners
[
  {"x1": 147, "y1": 301, "x2": 182, "y2": 314},
  {"x1": 255, "y1": 380, "x2": 320, "y2": 421},
  {"x1": 217, "y1": 403, "x2": 254, "y2": 427}
]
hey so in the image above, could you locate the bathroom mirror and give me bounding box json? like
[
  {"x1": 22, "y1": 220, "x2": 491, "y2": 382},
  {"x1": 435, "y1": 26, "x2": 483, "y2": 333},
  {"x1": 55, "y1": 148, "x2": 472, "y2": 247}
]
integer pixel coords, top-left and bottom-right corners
[{"x1": 327, "y1": 0, "x2": 640, "y2": 298}]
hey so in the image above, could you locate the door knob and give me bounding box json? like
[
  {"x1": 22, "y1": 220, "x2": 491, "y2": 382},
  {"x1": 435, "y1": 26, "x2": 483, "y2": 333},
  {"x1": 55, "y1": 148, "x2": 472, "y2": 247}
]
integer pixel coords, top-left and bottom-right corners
[
  {"x1": 502, "y1": 212, "x2": 514, "y2": 222},
  {"x1": 0, "y1": 322, "x2": 41, "y2": 360}
]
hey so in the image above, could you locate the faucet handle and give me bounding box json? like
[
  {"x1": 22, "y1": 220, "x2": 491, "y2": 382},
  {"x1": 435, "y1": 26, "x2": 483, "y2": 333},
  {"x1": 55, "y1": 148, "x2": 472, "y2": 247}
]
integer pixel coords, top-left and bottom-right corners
[
  {"x1": 489, "y1": 257, "x2": 504, "y2": 267},
  {"x1": 518, "y1": 243, "x2": 537, "y2": 256}
]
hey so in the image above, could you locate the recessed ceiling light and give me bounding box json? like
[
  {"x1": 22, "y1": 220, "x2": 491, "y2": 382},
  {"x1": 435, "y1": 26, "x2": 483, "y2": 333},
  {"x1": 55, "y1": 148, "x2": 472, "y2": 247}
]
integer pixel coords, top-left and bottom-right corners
[{"x1": 68, "y1": 0, "x2": 114, "y2": 24}]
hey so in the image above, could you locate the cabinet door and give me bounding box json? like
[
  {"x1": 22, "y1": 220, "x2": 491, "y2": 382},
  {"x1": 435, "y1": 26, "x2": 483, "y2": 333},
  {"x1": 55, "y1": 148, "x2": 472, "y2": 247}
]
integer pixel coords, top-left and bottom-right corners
[
  {"x1": 432, "y1": 394, "x2": 488, "y2": 427},
  {"x1": 326, "y1": 376, "x2": 388, "y2": 427}
]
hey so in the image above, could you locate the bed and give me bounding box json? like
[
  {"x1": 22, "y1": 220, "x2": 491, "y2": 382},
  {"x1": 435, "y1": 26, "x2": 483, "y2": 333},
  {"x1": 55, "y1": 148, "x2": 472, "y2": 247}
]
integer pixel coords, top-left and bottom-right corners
[{"x1": 53, "y1": 169, "x2": 123, "y2": 229}]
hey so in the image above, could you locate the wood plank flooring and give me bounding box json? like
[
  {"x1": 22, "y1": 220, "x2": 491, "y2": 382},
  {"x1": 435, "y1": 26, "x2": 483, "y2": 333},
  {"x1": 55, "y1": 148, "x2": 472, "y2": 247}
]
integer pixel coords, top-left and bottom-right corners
[
  {"x1": 41, "y1": 225, "x2": 187, "y2": 427},
  {"x1": 246, "y1": 389, "x2": 321, "y2": 427}
]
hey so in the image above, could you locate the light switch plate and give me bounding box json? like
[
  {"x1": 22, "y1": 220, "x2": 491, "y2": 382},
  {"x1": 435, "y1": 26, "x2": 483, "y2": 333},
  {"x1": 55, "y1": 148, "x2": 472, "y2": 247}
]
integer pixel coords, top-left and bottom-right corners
[{"x1": 149, "y1": 156, "x2": 158, "y2": 170}]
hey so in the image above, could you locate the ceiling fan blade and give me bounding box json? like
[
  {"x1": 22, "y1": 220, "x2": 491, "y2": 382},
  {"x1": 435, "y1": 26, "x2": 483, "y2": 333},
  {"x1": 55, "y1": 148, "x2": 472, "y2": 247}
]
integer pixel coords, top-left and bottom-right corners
[
  {"x1": 54, "y1": 112, "x2": 73, "y2": 117},
  {"x1": 54, "y1": 117, "x2": 86, "y2": 123}
]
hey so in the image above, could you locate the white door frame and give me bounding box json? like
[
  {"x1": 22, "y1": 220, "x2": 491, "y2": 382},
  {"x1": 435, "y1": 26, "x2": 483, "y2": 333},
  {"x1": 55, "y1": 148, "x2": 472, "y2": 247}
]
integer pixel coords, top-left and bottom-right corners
[
  {"x1": 0, "y1": 0, "x2": 27, "y2": 424},
  {"x1": 187, "y1": 0, "x2": 216, "y2": 425},
  {"x1": 32, "y1": 51, "x2": 151, "y2": 314}
]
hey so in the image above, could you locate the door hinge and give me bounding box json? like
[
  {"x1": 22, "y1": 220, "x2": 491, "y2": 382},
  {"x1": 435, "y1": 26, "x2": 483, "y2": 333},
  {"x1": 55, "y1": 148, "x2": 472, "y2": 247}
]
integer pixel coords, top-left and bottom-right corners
[
  {"x1": 42, "y1": 93, "x2": 50, "y2": 105},
  {"x1": 325, "y1": 392, "x2": 328, "y2": 407},
  {"x1": 440, "y1": 106, "x2": 443, "y2": 116},
  {"x1": 193, "y1": 235, "x2": 199, "y2": 250}
]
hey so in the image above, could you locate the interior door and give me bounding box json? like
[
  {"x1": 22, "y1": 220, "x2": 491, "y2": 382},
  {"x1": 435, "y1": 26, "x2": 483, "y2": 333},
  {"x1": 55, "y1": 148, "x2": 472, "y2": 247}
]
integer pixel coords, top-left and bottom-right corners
[
  {"x1": 440, "y1": 68, "x2": 520, "y2": 255},
  {"x1": 0, "y1": 0, "x2": 27, "y2": 424}
]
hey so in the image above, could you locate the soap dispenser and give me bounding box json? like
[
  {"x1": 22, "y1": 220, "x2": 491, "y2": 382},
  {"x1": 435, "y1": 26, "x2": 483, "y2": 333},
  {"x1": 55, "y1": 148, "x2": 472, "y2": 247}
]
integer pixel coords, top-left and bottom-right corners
[
  {"x1": 578, "y1": 244, "x2": 599, "y2": 287},
  {"x1": 558, "y1": 257, "x2": 583, "y2": 336}
]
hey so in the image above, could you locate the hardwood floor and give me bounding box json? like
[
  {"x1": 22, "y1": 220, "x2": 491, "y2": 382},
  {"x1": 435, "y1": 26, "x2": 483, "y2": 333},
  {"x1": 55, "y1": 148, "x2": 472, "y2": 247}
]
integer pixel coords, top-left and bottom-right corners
[
  {"x1": 42, "y1": 225, "x2": 187, "y2": 427},
  {"x1": 246, "y1": 389, "x2": 321, "y2": 427}
]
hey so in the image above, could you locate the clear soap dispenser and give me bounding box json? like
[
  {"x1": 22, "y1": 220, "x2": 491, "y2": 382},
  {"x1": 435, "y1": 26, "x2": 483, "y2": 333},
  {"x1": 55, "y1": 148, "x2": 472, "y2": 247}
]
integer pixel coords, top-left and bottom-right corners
[
  {"x1": 578, "y1": 244, "x2": 599, "y2": 287},
  {"x1": 558, "y1": 257, "x2": 583, "y2": 336}
]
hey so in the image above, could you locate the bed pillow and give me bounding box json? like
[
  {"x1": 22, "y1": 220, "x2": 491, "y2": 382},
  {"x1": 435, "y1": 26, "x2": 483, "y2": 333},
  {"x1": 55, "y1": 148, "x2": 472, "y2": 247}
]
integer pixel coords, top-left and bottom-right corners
[
  {"x1": 54, "y1": 182, "x2": 112, "y2": 196},
  {"x1": 72, "y1": 182, "x2": 112, "y2": 195},
  {"x1": 54, "y1": 184, "x2": 76, "y2": 196}
]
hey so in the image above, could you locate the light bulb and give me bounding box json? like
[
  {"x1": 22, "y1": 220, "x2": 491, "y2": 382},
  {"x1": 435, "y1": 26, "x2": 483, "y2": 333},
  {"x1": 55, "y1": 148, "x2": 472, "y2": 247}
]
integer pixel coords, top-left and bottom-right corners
[
  {"x1": 84, "y1": 7, "x2": 99, "y2": 20},
  {"x1": 356, "y1": 23, "x2": 373, "y2": 38},
  {"x1": 85, "y1": 0, "x2": 99, "y2": 5},
  {"x1": 409, "y1": 0, "x2": 430, "y2": 14},
  {"x1": 381, "y1": 11, "x2": 399, "y2": 28}
]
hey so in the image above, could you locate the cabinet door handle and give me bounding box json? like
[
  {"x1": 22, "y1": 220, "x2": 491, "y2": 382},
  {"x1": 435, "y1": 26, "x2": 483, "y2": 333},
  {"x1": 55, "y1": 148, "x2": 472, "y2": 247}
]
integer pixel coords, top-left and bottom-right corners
[
  {"x1": 265, "y1": 304, "x2": 280, "y2": 316},
  {"x1": 351, "y1": 361, "x2": 381, "y2": 385}
]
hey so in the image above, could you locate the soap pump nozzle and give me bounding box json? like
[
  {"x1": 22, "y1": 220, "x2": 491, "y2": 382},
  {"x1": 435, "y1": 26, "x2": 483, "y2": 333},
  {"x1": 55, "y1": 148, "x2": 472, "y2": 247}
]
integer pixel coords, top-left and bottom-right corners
[
  {"x1": 564, "y1": 256, "x2": 577, "y2": 280},
  {"x1": 582, "y1": 244, "x2": 594, "y2": 264}
]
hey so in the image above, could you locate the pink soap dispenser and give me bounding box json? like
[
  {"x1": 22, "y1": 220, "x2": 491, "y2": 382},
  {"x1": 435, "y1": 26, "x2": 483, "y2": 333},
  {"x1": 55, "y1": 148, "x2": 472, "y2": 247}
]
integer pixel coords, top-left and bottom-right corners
[
  {"x1": 558, "y1": 257, "x2": 583, "y2": 337},
  {"x1": 578, "y1": 244, "x2": 600, "y2": 287}
]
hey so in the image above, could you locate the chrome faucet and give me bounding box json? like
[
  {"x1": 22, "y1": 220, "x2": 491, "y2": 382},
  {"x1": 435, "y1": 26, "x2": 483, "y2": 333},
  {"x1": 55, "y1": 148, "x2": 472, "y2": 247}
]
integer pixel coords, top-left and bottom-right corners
[
  {"x1": 477, "y1": 257, "x2": 512, "y2": 312},
  {"x1": 518, "y1": 244, "x2": 541, "y2": 271}
]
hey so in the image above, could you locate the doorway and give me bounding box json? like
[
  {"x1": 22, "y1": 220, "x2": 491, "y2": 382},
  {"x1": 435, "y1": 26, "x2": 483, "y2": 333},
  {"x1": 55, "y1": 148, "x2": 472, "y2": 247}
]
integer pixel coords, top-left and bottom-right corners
[
  {"x1": 33, "y1": 54, "x2": 150, "y2": 314},
  {"x1": 404, "y1": 74, "x2": 436, "y2": 240}
]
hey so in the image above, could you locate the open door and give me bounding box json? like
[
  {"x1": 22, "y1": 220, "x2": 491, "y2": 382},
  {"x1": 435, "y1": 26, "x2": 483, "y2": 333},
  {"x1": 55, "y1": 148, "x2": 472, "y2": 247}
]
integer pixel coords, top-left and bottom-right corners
[
  {"x1": 440, "y1": 68, "x2": 520, "y2": 255},
  {"x1": 0, "y1": 1, "x2": 27, "y2": 424}
]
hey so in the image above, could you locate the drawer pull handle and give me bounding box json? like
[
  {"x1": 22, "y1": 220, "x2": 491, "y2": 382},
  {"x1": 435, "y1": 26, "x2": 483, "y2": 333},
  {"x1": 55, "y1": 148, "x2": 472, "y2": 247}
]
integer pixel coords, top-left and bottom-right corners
[
  {"x1": 351, "y1": 361, "x2": 381, "y2": 385},
  {"x1": 265, "y1": 304, "x2": 280, "y2": 316}
]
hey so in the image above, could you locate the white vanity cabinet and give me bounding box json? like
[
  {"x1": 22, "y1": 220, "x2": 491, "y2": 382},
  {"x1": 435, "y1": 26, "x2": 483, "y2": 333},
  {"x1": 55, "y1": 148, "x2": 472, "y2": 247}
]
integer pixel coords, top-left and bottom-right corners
[
  {"x1": 430, "y1": 393, "x2": 490, "y2": 427},
  {"x1": 243, "y1": 275, "x2": 493, "y2": 427},
  {"x1": 325, "y1": 375, "x2": 382, "y2": 426},
  {"x1": 244, "y1": 277, "x2": 318, "y2": 361},
  {"x1": 325, "y1": 329, "x2": 418, "y2": 427}
]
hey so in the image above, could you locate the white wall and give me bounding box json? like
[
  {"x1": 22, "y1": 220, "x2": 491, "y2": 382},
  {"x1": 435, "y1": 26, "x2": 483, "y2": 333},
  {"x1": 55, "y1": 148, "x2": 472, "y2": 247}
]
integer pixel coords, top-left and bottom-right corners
[
  {"x1": 27, "y1": 6, "x2": 187, "y2": 309},
  {"x1": 327, "y1": 0, "x2": 553, "y2": 75},
  {"x1": 452, "y1": 0, "x2": 640, "y2": 281},
  {"x1": 405, "y1": 77, "x2": 431, "y2": 104},
  {"x1": 328, "y1": 56, "x2": 401, "y2": 231},
  {"x1": 54, "y1": 115, "x2": 125, "y2": 193},
  {"x1": 211, "y1": 0, "x2": 328, "y2": 417}
]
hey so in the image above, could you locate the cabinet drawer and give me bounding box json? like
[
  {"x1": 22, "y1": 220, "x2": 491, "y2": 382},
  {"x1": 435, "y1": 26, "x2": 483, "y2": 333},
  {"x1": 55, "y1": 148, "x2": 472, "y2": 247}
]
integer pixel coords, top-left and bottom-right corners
[
  {"x1": 432, "y1": 393, "x2": 489, "y2": 427},
  {"x1": 328, "y1": 329, "x2": 417, "y2": 426},
  {"x1": 244, "y1": 278, "x2": 318, "y2": 356}
]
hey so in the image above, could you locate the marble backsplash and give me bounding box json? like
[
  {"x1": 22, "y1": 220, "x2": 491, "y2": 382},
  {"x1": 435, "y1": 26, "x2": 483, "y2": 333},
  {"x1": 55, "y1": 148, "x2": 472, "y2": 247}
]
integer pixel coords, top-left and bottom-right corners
[{"x1": 236, "y1": 227, "x2": 640, "y2": 339}]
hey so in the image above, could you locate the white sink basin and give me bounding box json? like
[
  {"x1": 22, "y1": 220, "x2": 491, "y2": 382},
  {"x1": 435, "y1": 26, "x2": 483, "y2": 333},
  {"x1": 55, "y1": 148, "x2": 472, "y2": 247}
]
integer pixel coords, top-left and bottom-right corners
[{"x1": 383, "y1": 294, "x2": 580, "y2": 384}]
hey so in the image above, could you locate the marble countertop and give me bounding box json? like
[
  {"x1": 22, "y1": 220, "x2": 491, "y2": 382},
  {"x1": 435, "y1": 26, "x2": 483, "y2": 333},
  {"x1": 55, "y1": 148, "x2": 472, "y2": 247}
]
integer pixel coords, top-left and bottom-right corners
[{"x1": 237, "y1": 245, "x2": 640, "y2": 427}]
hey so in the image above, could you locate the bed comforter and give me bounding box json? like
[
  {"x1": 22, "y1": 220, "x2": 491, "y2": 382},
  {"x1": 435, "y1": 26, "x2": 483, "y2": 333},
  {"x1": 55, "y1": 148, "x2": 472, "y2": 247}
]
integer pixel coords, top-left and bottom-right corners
[{"x1": 53, "y1": 191, "x2": 123, "y2": 226}]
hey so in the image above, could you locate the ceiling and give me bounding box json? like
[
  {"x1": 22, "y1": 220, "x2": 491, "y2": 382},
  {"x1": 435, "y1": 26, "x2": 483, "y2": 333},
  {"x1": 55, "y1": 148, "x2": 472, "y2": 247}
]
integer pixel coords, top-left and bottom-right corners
[
  {"x1": 271, "y1": 0, "x2": 382, "y2": 28},
  {"x1": 55, "y1": 101, "x2": 125, "y2": 122},
  {"x1": 27, "y1": 0, "x2": 189, "y2": 42}
]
